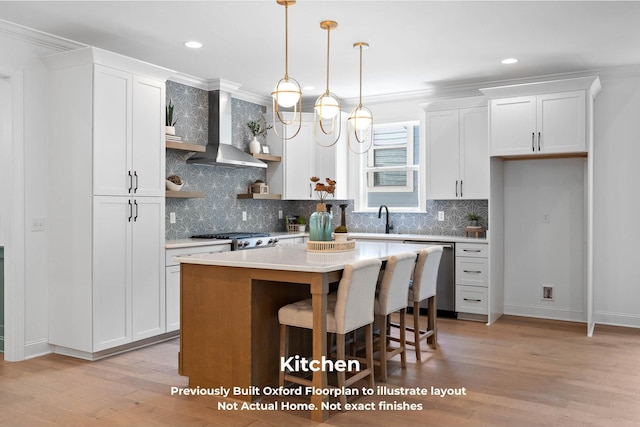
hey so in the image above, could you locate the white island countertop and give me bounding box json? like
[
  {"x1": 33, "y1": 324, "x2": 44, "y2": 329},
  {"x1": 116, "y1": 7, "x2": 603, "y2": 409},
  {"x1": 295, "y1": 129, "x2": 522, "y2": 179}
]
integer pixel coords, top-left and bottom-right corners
[{"x1": 175, "y1": 241, "x2": 439, "y2": 273}]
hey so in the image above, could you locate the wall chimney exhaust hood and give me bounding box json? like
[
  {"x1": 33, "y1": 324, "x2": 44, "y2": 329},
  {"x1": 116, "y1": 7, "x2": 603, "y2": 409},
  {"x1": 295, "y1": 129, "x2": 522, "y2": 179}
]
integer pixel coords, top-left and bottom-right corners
[{"x1": 187, "y1": 80, "x2": 267, "y2": 168}]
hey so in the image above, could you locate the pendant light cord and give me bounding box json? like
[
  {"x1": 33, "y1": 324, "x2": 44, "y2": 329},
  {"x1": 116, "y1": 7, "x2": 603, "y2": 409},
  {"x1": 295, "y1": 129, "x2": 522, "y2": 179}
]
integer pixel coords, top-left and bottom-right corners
[{"x1": 284, "y1": 2, "x2": 289, "y2": 80}]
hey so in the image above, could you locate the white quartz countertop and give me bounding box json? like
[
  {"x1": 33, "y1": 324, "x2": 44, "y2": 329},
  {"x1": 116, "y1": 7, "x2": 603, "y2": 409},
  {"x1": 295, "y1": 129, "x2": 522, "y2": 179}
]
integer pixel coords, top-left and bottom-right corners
[
  {"x1": 175, "y1": 241, "x2": 441, "y2": 273},
  {"x1": 349, "y1": 232, "x2": 488, "y2": 244}
]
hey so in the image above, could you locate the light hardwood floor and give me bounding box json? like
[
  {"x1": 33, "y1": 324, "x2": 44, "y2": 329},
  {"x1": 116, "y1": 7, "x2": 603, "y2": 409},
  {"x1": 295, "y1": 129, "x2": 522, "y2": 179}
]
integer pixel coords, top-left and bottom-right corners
[{"x1": 1, "y1": 315, "x2": 639, "y2": 427}]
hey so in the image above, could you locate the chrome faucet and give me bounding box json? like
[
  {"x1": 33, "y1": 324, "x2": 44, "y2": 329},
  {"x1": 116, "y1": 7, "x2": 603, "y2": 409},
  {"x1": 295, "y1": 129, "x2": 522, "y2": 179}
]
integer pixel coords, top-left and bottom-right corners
[{"x1": 378, "y1": 205, "x2": 393, "y2": 234}]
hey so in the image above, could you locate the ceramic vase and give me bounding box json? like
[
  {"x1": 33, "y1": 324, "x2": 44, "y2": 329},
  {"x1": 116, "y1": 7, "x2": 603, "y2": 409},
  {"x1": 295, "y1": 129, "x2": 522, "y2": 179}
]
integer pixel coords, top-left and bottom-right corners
[
  {"x1": 309, "y1": 203, "x2": 332, "y2": 241},
  {"x1": 249, "y1": 136, "x2": 261, "y2": 154}
]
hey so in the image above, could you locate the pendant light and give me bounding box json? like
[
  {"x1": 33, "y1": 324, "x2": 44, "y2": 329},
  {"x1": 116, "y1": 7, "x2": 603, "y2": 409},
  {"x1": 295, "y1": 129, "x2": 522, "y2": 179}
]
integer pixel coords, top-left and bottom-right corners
[
  {"x1": 348, "y1": 42, "x2": 373, "y2": 154},
  {"x1": 272, "y1": 0, "x2": 302, "y2": 140},
  {"x1": 313, "y1": 20, "x2": 341, "y2": 147}
]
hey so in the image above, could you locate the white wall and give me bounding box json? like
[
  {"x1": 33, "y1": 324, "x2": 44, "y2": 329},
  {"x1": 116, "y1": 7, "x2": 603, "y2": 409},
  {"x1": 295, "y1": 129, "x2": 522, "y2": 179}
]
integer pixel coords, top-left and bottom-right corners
[
  {"x1": 503, "y1": 158, "x2": 586, "y2": 321},
  {"x1": 0, "y1": 77, "x2": 8, "y2": 245},
  {"x1": 593, "y1": 75, "x2": 640, "y2": 328},
  {"x1": 0, "y1": 26, "x2": 69, "y2": 358}
]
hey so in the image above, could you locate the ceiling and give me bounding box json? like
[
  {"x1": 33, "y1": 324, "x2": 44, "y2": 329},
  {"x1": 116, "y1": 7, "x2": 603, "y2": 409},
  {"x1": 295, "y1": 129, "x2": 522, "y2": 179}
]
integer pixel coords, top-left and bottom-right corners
[{"x1": 2, "y1": 1, "x2": 640, "y2": 103}]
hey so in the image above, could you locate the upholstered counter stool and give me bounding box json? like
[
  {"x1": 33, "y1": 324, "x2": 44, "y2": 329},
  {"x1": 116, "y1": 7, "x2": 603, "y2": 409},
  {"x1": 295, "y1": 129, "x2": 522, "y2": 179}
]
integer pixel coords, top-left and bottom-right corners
[
  {"x1": 373, "y1": 252, "x2": 418, "y2": 382},
  {"x1": 406, "y1": 246, "x2": 443, "y2": 361},
  {"x1": 278, "y1": 258, "x2": 382, "y2": 407}
]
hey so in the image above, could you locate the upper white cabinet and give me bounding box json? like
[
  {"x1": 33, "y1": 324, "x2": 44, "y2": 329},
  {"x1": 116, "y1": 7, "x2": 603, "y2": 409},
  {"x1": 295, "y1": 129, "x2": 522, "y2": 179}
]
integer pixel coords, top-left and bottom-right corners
[
  {"x1": 481, "y1": 77, "x2": 601, "y2": 157},
  {"x1": 93, "y1": 66, "x2": 165, "y2": 196},
  {"x1": 44, "y1": 47, "x2": 174, "y2": 358},
  {"x1": 424, "y1": 97, "x2": 488, "y2": 200},
  {"x1": 266, "y1": 112, "x2": 348, "y2": 200}
]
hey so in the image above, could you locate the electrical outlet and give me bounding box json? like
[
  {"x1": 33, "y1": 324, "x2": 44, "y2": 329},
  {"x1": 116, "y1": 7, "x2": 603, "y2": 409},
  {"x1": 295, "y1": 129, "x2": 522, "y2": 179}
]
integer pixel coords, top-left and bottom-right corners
[
  {"x1": 242, "y1": 211, "x2": 247, "y2": 221},
  {"x1": 438, "y1": 211, "x2": 445, "y2": 221},
  {"x1": 542, "y1": 285, "x2": 555, "y2": 301},
  {"x1": 31, "y1": 217, "x2": 45, "y2": 232},
  {"x1": 542, "y1": 212, "x2": 550, "y2": 223},
  {"x1": 278, "y1": 210, "x2": 283, "y2": 219},
  {"x1": 169, "y1": 212, "x2": 176, "y2": 224}
]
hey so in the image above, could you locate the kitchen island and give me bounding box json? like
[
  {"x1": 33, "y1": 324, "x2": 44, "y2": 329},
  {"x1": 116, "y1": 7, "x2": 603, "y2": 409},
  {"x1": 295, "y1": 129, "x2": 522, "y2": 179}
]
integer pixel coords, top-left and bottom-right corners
[{"x1": 176, "y1": 241, "x2": 435, "y2": 422}]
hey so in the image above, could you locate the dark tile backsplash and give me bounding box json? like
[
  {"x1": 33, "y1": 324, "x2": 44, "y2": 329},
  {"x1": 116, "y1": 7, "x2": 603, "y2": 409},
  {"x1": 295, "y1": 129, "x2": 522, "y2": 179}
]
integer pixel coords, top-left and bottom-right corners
[{"x1": 165, "y1": 81, "x2": 487, "y2": 240}]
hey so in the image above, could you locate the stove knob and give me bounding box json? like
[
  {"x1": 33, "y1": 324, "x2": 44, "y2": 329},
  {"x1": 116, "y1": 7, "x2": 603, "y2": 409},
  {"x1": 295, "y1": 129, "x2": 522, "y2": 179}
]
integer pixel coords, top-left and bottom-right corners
[
  {"x1": 241, "y1": 240, "x2": 249, "y2": 247},
  {"x1": 273, "y1": 238, "x2": 279, "y2": 244},
  {"x1": 255, "y1": 240, "x2": 263, "y2": 246}
]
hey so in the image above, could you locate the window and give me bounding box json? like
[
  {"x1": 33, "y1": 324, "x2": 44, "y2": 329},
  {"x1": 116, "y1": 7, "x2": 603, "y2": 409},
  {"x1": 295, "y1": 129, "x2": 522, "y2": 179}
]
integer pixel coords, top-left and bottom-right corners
[{"x1": 359, "y1": 121, "x2": 422, "y2": 211}]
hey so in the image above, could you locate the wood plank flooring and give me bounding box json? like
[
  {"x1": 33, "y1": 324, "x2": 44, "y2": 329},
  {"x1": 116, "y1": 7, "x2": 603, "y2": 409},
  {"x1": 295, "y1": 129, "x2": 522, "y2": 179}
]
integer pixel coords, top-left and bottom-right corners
[{"x1": 1, "y1": 315, "x2": 639, "y2": 426}]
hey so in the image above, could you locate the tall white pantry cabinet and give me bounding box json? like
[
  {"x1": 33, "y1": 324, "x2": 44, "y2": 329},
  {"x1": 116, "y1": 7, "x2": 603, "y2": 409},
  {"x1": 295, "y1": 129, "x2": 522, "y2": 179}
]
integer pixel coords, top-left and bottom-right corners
[{"x1": 44, "y1": 47, "x2": 174, "y2": 359}]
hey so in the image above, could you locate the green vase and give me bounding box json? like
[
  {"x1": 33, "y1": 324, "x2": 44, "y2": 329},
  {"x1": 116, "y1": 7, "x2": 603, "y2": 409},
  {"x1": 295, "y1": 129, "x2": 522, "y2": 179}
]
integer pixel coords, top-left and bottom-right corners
[{"x1": 309, "y1": 203, "x2": 333, "y2": 241}]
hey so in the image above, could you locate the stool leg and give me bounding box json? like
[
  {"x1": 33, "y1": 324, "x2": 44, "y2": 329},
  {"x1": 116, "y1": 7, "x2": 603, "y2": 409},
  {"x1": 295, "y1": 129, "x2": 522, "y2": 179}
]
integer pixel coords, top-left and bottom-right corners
[
  {"x1": 336, "y1": 333, "x2": 347, "y2": 408},
  {"x1": 428, "y1": 296, "x2": 437, "y2": 349},
  {"x1": 377, "y1": 313, "x2": 388, "y2": 382},
  {"x1": 365, "y1": 323, "x2": 375, "y2": 388},
  {"x1": 399, "y1": 308, "x2": 406, "y2": 369},
  {"x1": 413, "y1": 302, "x2": 422, "y2": 361},
  {"x1": 279, "y1": 324, "x2": 288, "y2": 386}
]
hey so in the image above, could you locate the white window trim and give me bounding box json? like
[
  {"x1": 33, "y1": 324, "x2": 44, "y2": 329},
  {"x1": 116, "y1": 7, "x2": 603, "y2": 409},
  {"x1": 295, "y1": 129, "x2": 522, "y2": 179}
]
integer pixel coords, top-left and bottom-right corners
[{"x1": 353, "y1": 119, "x2": 427, "y2": 213}]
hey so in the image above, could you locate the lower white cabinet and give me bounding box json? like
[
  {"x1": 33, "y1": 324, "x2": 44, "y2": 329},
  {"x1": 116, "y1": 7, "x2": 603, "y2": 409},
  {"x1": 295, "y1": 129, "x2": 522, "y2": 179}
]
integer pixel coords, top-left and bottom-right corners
[
  {"x1": 277, "y1": 236, "x2": 305, "y2": 245},
  {"x1": 92, "y1": 196, "x2": 165, "y2": 351},
  {"x1": 165, "y1": 243, "x2": 231, "y2": 332},
  {"x1": 455, "y1": 242, "x2": 489, "y2": 320}
]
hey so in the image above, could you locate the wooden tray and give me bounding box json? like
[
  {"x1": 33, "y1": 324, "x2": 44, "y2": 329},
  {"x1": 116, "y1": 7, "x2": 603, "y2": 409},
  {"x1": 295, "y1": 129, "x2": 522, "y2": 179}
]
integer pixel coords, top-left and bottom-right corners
[{"x1": 306, "y1": 240, "x2": 356, "y2": 252}]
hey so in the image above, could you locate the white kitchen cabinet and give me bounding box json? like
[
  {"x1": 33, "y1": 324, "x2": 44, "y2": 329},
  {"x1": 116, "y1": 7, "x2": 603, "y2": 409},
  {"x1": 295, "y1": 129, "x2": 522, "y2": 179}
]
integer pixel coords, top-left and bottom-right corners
[
  {"x1": 455, "y1": 242, "x2": 489, "y2": 321},
  {"x1": 93, "y1": 66, "x2": 166, "y2": 197},
  {"x1": 482, "y1": 78, "x2": 601, "y2": 157},
  {"x1": 165, "y1": 243, "x2": 230, "y2": 333},
  {"x1": 44, "y1": 47, "x2": 174, "y2": 359},
  {"x1": 424, "y1": 98, "x2": 488, "y2": 200},
  {"x1": 266, "y1": 113, "x2": 348, "y2": 200},
  {"x1": 93, "y1": 196, "x2": 165, "y2": 350}
]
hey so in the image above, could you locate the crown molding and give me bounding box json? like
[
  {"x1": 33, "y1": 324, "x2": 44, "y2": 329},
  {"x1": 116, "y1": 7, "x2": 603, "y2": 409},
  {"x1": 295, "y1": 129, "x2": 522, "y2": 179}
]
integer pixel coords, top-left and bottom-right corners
[
  {"x1": 0, "y1": 19, "x2": 85, "y2": 52},
  {"x1": 168, "y1": 72, "x2": 272, "y2": 106}
]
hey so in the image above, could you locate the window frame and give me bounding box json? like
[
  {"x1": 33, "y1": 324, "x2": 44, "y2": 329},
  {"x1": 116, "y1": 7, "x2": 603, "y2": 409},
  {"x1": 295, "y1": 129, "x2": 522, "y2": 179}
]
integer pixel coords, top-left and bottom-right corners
[{"x1": 354, "y1": 120, "x2": 426, "y2": 213}]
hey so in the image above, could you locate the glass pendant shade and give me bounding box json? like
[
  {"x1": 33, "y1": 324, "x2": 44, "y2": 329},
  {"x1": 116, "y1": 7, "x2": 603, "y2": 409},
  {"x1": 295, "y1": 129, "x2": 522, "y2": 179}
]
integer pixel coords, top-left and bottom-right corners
[
  {"x1": 272, "y1": 78, "x2": 301, "y2": 108},
  {"x1": 315, "y1": 93, "x2": 340, "y2": 119}
]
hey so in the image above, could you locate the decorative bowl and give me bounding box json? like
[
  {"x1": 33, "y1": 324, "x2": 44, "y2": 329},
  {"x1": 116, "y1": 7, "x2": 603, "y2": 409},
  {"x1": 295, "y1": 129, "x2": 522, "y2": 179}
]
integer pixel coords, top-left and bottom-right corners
[
  {"x1": 334, "y1": 232, "x2": 349, "y2": 242},
  {"x1": 166, "y1": 179, "x2": 184, "y2": 191}
]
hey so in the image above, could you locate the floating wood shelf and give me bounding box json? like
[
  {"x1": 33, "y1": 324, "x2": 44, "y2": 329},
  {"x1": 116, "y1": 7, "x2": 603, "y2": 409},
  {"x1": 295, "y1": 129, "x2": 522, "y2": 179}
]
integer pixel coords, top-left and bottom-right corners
[
  {"x1": 166, "y1": 191, "x2": 206, "y2": 198},
  {"x1": 166, "y1": 141, "x2": 206, "y2": 152},
  {"x1": 252, "y1": 153, "x2": 281, "y2": 162},
  {"x1": 237, "y1": 193, "x2": 282, "y2": 200}
]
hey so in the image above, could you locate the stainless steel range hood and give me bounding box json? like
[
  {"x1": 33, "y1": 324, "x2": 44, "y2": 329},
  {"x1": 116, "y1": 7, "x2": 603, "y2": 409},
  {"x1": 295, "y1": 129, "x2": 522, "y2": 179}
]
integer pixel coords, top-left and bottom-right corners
[{"x1": 187, "y1": 82, "x2": 266, "y2": 168}]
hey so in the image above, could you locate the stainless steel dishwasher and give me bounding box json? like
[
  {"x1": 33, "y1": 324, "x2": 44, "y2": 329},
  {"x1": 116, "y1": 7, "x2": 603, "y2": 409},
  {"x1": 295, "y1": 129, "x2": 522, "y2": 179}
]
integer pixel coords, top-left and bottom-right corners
[{"x1": 403, "y1": 240, "x2": 456, "y2": 317}]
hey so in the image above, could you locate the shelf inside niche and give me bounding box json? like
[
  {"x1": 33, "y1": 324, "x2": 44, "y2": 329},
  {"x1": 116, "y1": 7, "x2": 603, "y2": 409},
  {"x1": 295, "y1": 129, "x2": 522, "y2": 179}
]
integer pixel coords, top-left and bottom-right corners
[
  {"x1": 237, "y1": 193, "x2": 282, "y2": 200},
  {"x1": 166, "y1": 141, "x2": 206, "y2": 152},
  {"x1": 166, "y1": 190, "x2": 206, "y2": 198},
  {"x1": 252, "y1": 153, "x2": 281, "y2": 162}
]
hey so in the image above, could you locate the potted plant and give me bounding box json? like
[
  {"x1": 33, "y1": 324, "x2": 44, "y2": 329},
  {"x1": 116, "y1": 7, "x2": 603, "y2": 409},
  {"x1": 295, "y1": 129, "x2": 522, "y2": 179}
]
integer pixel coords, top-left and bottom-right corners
[
  {"x1": 246, "y1": 119, "x2": 273, "y2": 154},
  {"x1": 297, "y1": 216, "x2": 306, "y2": 233},
  {"x1": 166, "y1": 99, "x2": 178, "y2": 135},
  {"x1": 466, "y1": 213, "x2": 480, "y2": 227},
  {"x1": 166, "y1": 174, "x2": 184, "y2": 191}
]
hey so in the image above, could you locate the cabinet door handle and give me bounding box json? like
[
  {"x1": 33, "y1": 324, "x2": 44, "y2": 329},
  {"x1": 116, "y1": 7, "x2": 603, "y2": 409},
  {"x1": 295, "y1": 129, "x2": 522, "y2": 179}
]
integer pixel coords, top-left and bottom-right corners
[
  {"x1": 463, "y1": 298, "x2": 482, "y2": 302},
  {"x1": 309, "y1": 183, "x2": 312, "y2": 198},
  {"x1": 133, "y1": 171, "x2": 139, "y2": 193},
  {"x1": 531, "y1": 132, "x2": 535, "y2": 152},
  {"x1": 538, "y1": 132, "x2": 541, "y2": 151},
  {"x1": 128, "y1": 171, "x2": 133, "y2": 194},
  {"x1": 463, "y1": 249, "x2": 482, "y2": 253},
  {"x1": 455, "y1": 180, "x2": 458, "y2": 197},
  {"x1": 463, "y1": 270, "x2": 482, "y2": 274},
  {"x1": 128, "y1": 199, "x2": 132, "y2": 222},
  {"x1": 460, "y1": 180, "x2": 463, "y2": 198},
  {"x1": 133, "y1": 200, "x2": 139, "y2": 222}
]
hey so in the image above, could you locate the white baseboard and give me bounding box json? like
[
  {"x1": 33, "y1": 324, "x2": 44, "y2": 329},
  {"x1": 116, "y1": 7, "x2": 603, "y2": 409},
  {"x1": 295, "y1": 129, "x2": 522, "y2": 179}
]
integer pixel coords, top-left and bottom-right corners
[
  {"x1": 504, "y1": 304, "x2": 586, "y2": 322},
  {"x1": 24, "y1": 339, "x2": 53, "y2": 360},
  {"x1": 593, "y1": 311, "x2": 640, "y2": 329}
]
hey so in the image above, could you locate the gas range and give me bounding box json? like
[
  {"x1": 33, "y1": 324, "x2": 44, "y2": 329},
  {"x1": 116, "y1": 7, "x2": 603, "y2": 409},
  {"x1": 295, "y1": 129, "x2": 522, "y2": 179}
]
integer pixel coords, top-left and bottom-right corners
[{"x1": 190, "y1": 232, "x2": 278, "y2": 251}]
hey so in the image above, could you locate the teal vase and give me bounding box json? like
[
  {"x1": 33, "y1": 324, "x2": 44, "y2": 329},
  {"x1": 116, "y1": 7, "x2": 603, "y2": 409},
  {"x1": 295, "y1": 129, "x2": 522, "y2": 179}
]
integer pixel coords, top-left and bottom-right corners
[{"x1": 309, "y1": 203, "x2": 333, "y2": 241}]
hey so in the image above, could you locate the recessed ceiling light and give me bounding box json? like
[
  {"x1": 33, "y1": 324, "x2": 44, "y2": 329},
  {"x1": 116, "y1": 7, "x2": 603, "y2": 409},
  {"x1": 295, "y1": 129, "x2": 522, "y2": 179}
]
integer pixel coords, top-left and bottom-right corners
[
  {"x1": 184, "y1": 41, "x2": 203, "y2": 49},
  {"x1": 501, "y1": 58, "x2": 518, "y2": 65}
]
